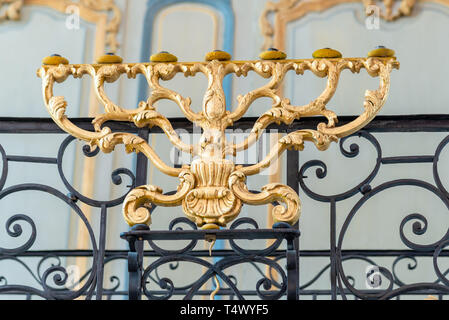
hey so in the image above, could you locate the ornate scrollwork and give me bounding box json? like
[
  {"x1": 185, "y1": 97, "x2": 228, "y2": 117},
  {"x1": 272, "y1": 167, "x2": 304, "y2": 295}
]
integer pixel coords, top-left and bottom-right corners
[
  {"x1": 39, "y1": 56, "x2": 398, "y2": 228},
  {"x1": 131, "y1": 217, "x2": 292, "y2": 300}
]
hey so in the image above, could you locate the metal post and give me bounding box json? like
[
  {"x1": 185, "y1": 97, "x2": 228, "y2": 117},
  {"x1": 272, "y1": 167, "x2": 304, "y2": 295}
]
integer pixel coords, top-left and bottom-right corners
[
  {"x1": 95, "y1": 204, "x2": 108, "y2": 299},
  {"x1": 286, "y1": 150, "x2": 300, "y2": 300}
]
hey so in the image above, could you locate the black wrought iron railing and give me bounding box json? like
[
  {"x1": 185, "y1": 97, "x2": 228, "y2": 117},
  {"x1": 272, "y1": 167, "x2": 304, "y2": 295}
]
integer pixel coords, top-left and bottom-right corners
[{"x1": 1, "y1": 115, "x2": 449, "y2": 300}]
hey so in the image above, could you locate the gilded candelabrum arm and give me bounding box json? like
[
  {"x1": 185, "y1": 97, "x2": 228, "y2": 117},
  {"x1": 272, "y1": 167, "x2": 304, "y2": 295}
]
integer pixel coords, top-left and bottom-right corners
[
  {"x1": 38, "y1": 64, "x2": 183, "y2": 177},
  {"x1": 227, "y1": 61, "x2": 286, "y2": 125},
  {"x1": 134, "y1": 63, "x2": 204, "y2": 125},
  {"x1": 238, "y1": 130, "x2": 337, "y2": 176},
  {"x1": 227, "y1": 59, "x2": 343, "y2": 155},
  {"x1": 78, "y1": 63, "x2": 195, "y2": 155},
  {"x1": 280, "y1": 59, "x2": 346, "y2": 125},
  {"x1": 317, "y1": 58, "x2": 399, "y2": 138},
  {"x1": 228, "y1": 130, "x2": 336, "y2": 225},
  {"x1": 226, "y1": 58, "x2": 398, "y2": 226},
  {"x1": 76, "y1": 64, "x2": 129, "y2": 116},
  {"x1": 234, "y1": 58, "x2": 398, "y2": 176}
]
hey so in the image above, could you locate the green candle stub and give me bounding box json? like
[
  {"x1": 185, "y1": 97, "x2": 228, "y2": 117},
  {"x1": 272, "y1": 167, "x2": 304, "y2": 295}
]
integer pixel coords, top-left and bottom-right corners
[
  {"x1": 368, "y1": 46, "x2": 395, "y2": 57},
  {"x1": 259, "y1": 47, "x2": 287, "y2": 60},
  {"x1": 205, "y1": 50, "x2": 231, "y2": 61},
  {"x1": 42, "y1": 54, "x2": 69, "y2": 65},
  {"x1": 97, "y1": 53, "x2": 123, "y2": 64},
  {"x1": 312, "y1": 48, "x2": 342, "y2": 58},
  {"x1": 150, "y1": 51, "x2": 178, "y2": 62}
]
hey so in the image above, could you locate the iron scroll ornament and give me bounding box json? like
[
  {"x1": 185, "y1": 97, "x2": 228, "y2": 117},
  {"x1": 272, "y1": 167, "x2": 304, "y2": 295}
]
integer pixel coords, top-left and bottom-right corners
[{"x1": 38, "y1": 55, "x2": 399, "y2": 228}]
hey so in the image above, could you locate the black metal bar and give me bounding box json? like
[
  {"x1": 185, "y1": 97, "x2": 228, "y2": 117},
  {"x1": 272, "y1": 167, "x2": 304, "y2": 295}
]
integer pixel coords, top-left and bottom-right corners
[
  {"x1": 330, "y1": 199, "x2": 337, "y2": 300},
  {"x1": 296, "y1": 237, "x2": 300, "y2": 300},
  {"x1": 2, "y1": 114, "x2": 449, "y2": 134},
  {"x1": 287, "y1": 150, "x2": 300, "y2": 251},
  {"x1": 128, "y1": 128, "x2": 149, "y2": 302},
  {"x1": 6, "y1": 155, "x2": 57, "y2": 164},
  {"x1": 381, "y1": 155, "x2": 434, "y2": 164},
  {"x1": 232, "y1": 114, "x2": 449, "y2": 133},
  {"x1": 134, "y1": 239, "x2": 144, "y2": 300},
  {"x1": 286, "y1": 238, "x2": 299, "y2": 300},
  {"x1": 286, "y1": 149, "x2": 300, "y2": 300},
  {"x1": 121, "y1": 228, "x2": 300, "y2": 241},
  {"x1": 286, "y1": 150, "x2": 300, "y2": 193},
  {"x1": 9, "y1": 248, "x2": 449, "y2": 257},
  {"x1": 135, "y1": 128, "x2": 149, "y2": 186},
  {"x1": 6, "y1": 289, "x2": 449, "y2": 298},
  {"x1": 0, "y1": 118, "x2": 139, "y2": 134},
  {"x1": 128, "y1": 251, "x2": 141, "y2": 300},
  {"x1": 95, "y1": 204, "x2": 108, "y2": 300}
]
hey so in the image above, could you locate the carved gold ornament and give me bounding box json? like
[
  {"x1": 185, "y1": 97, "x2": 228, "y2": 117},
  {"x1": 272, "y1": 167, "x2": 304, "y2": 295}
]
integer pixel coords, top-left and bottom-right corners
[
  {"x1": 38, "y1": 55, "x2": 399, "y2": 228},
  {"x1": 0, "y1": 0, "x2": 121, "y2": 52}
]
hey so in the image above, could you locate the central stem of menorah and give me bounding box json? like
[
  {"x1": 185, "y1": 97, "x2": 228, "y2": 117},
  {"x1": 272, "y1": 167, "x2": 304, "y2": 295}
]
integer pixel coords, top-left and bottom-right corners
[{"x1": 38, "y1": 48, "x2": 399, "y2": 229}]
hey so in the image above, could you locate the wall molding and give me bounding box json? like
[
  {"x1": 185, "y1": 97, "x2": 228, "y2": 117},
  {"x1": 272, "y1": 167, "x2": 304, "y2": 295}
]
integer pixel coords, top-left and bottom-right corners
[
  {"x1": 0, "y1": 0, "x2": 122, "y2": 52},
  {"x1": 260, "y1": 0, "x2": 449, "y2": 51}
]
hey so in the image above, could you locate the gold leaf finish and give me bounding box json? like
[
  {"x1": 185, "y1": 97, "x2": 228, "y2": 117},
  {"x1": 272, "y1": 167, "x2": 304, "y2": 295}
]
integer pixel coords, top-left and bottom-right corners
[
  {"x1": 183, "y1": 159, "x2": 241, "y2": 227},
  {"x1": 38, "y1": 56, "x2": 399, "y2": 228}
]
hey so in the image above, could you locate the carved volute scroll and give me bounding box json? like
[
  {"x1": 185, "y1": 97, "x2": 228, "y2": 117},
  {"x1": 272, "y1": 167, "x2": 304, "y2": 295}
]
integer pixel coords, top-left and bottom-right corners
[{"x1": 38, "y1": 56, "x2": 399, "y2": 228}]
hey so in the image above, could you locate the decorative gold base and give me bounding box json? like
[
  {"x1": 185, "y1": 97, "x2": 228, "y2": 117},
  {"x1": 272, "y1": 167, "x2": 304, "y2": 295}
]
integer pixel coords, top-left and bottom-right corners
[{"x1": 201, "y1": 223, "x2": 221, "y2": 230}]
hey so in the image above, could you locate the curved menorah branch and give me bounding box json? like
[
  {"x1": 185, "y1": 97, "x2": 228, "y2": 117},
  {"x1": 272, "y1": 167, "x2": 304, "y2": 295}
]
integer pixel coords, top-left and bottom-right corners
[
  {"x1": 39, "y1": 56, "x2": 398, "y2": 228},
  {"x1": 227, "y1": 58, "x2": 398, "y2": 155},
  {"x1": 135, "y1": 63, "x2": 204, "y2": 124},
  {"x1": 228, "y1": 130, "x2": 337, "y2": 225},
  {"x1": 77, "y1": 64, "x2": 196, "y2": 155},
  {"x1": 38, "y1": 66, "x2": 183, "y2": 177},
  {"x1": 280, "y1": 59, "x2": 347, "y2": 124},
  {"x1": 227, "y1": 61, "x2": 285, "y2": 124},
  {"x1": 317, "y1": 58, "x2": 399, "y2": 138},
  {"x1": 241, "y1": 130, "x2": 338, "y2": 176},
  {"x1": 227, "y1": 59, "x2": 343, "y2": 155}
]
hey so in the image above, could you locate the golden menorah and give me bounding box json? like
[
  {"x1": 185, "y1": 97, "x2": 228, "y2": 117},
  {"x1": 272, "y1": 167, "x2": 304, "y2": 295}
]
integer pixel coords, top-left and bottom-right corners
[{"x1": 38, "y1": 48, "x2": 399, "y2": 230}]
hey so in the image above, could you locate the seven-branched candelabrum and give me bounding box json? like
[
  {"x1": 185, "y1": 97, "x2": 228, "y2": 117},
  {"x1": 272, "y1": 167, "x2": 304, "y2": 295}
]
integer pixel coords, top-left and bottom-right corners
[{"x1": 38, "y1": 57, "x2": 399, "y2": 229}]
